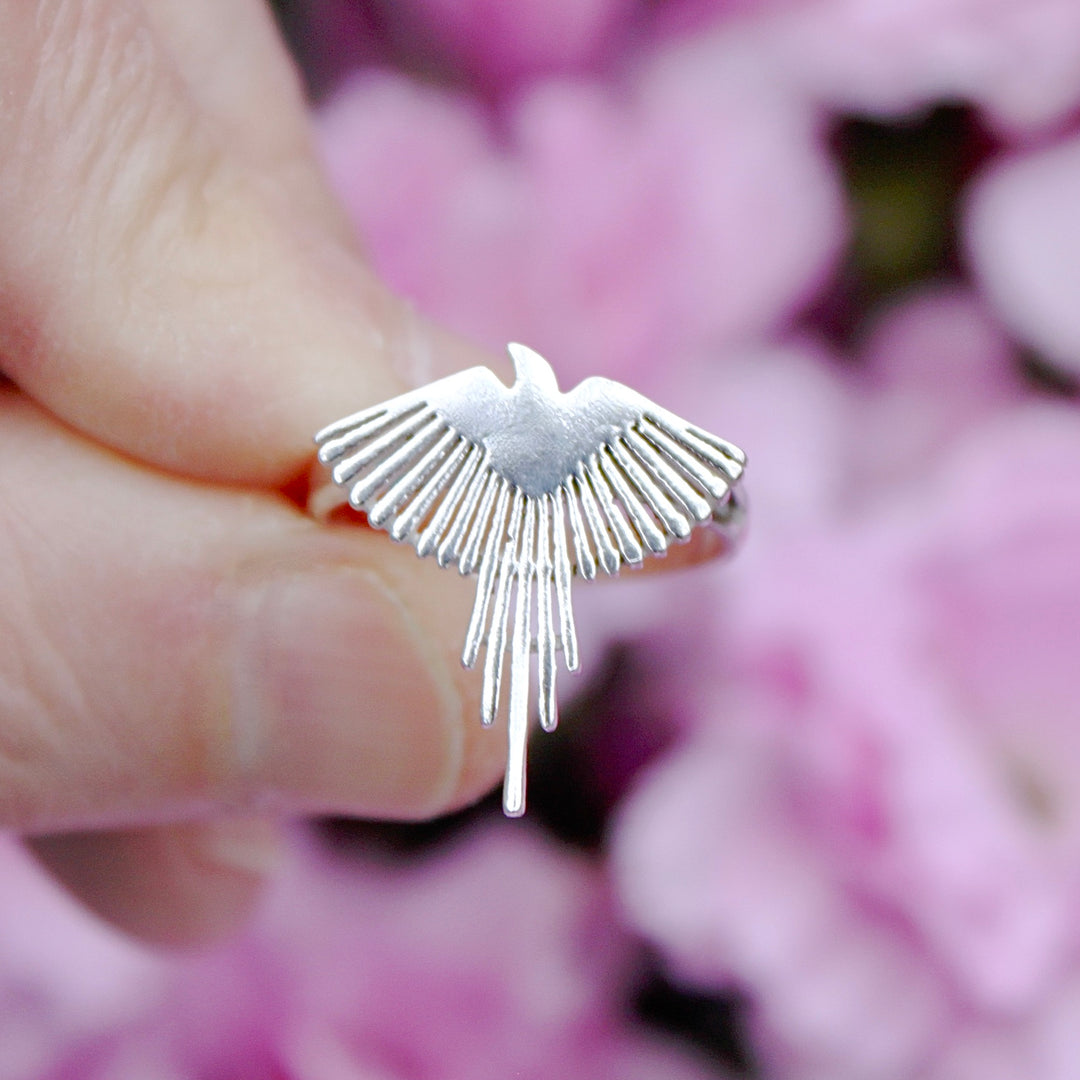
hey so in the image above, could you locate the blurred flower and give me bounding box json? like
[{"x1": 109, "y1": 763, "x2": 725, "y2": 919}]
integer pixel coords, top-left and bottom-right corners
[
  {"x1": 614, "y1": 407, "x2": 1080, "y2": 1078},
  {"x1": 375, "y1": 0, "x2": 1080, "y2": 136},
  {"x1": 0, "y1": 827, "x2": 726, "y2": 1080},
  {"x1": 849, "y1": 283, "x2": 1024, "y2": 492},
  {"x1": 258, "y1": 825, "x2": 632, "y2": 1080},
  {"x1": 565, "y1": 337, "x2": 853, "y2": 723},
  {"x1": 966, "y1": 134, "x2": 1080, "y2": 383},
  {"x1": 666, "y1": 0, "x2": 1080, "y2": 136},
  {"x1": 277, "y1": 0, "x2": 389, "y2": 97},
  {"x1": 317, "y1": 31, "x2": 846, "y2": 389},
  {"x1": 0, "y1": 838, "x2": 165, "y2": 1080},
  {"x1": 387, "y1": 0, "x2": 638, "y2": 92}
]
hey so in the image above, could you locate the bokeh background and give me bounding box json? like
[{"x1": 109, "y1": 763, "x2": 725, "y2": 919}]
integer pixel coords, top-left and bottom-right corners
[{"x1": 8, "y1": 1, "x2": 1080, "y2": 1077}]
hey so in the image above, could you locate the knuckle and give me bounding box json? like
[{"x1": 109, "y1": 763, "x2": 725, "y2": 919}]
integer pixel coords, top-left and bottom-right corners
[{"x1": 1, "y1": 0, "x2": 238, "y2": 284}]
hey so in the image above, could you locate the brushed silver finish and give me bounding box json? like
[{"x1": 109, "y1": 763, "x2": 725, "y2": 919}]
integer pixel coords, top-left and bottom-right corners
[
  {"x1": 315, "y1": 343, "x2": 745, "y2": 816},
  {"x1": 551, "y1": 487, "x2": 578, "y2": 673},
  {"x1": 535, "y1": 493, "x2": 558, "y2": 735}
]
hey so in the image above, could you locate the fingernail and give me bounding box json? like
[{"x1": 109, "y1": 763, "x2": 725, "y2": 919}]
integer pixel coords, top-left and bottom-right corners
[{"x1": 231, "y1": 567, "x2": 463, "y2": 816}]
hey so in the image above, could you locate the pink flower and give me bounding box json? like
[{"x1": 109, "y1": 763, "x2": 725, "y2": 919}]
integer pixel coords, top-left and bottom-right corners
[
  {"x1": 849, "y1": 284, "x2": 1025, "y2": 493},
  {"x1": 389, "y1": 0, "x2": 638, "y2": 92},
  {"x1": 566, "y1": 336, "x2": 853, "y2": 714},
  {"x1": 0, "y1": 827, "x2": 729, "y2": 1079},
  {"x1": 0, "y1": 838, "x2": 168, "y2": 1080},
  {"x1": 257, "y1": 826, "x2": 630, "y2": 1080},
  {"x1": 614, "y1": 406, "x2": 1080, "y2": 1078},
  {"x1": 317, "y1": 32, "x2": 845, "y2": 388},
  {"x1": 966, "y1": 134, "x2": 1080, "y2": 381},
  {"x1": 285, "y1": 0, "x2": 394, "y2": 95},
  {"x1": 669, "y1": 0, "x2": 1080, "y2": 136}
]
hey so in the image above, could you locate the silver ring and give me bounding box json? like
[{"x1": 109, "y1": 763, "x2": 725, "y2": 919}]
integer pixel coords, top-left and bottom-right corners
[{"x1": 311, "y1": 343, "x2": 746, "y2": 816}]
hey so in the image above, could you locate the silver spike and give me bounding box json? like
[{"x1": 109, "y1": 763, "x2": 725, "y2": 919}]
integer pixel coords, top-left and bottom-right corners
[
  {"x1": 416, "y1": 445, "x2": 483, "y2": 557},
  {"x1": 598, "y1": 447, "x2": 666, "y2": 553},
  {"x1": 535, "y1": 495, "x2": 558, "y2": 732},
  {"x1": 551, "y1": 487, "x2": 579, "y2": 671},
  {"x1": 369, "y1": 430, "x2": 460, "y2": 527},
  {"x1": 315, "y1": 406, "x2": 387, "y2": 446},
  {"x1": 504, "y1": 498, "x2": 537, "y2": 816},
  {"x1": 463, "y1": 479, "x2": 511, "y2": 668},
  {"x1": 459, "y1": 472, "x2": 499, "y2": 574},
  {"x1": 436, "y1": 459, "x2": 490, "y2": 568},
  {"x1": 687, "y1": 423, "x2": 745, "y2": 462},
  {"x1": 640, "y1": 418, "x2": 730, "y2": 501},
  {"x1": 575, "y1": 468, "x2": 620, "y2": 575},
  {"x1": 389, "y1": 438, "x2": 470, "y2": 541},
  {"x1": 588, "y1": 453, "x2": 643, "y2": 565},
  {"x1": 610, "y1": 437, "x2": 691, "y2": 538},
  {"x1": 332, "y1": 407, "x2": 435, "y2": 485},
  {"x1": 624, "y1": 428, "x2": 712, "y2": 521},
  {"x1": 315, "y1": 392, "x2": 424, "y2": 444},
  {"x1": 348, "y1": 417, "x2": 446, "y2": 506},
  {"x1": 563, "y1": 480, "x2": 596, "y2": 581},
  {"x1": 316, "y1": 409, "x2": 395, "y2": 464},
  {"x1": 685, "y1": 423, "x2": 746, "y2": 477},
  {"x1": 482, "y1": 489, "x2": 524, "y2": 726}
]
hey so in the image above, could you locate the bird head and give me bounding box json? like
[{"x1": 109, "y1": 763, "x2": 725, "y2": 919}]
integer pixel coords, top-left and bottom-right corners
[{"x1": 507, "y1": 343, "x2": 561, "y2": 397}]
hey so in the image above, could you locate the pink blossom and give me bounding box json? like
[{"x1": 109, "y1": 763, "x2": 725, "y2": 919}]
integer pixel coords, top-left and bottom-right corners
[
  {"x1": 667, "y1": 0, "x2": 1080, "y2": 136},
  {"x1": 614, "y1": 407, "x2": 1080, "y2": 1078},
  {"x1": 0, "y1": 828, "x2": 728, "y2": 1080},
  {"x1": 966, "y1": 134, "x2": 1080, "y2": 380},
  {"x1": 390, "y1": 0, "x2": 638, "y2": 91},
  {"x1": 0, "y1": 839, "x2": 166, "y2": 1080},
  {"x1": 567, "y1": 336, "x2": 854, "y2": 716},
  {"x1": 589, "y1": 286, "x2": 1024, "y2": 579},
  {"x1": 285, "y1": 0, "x2": 392, "y2": 94},
  {"x1": 317, "y1": 34, "x2": 845, "y2": 388},
  {"x1": 615, "y1": 709, "x2": 947, "y2": 1080},
  {"x1": 256, "y1": 826, "x2": 632, "y2": 1080},
  {"x1": 849, "y1": 284, "x2": 1025, "y2": 493}
]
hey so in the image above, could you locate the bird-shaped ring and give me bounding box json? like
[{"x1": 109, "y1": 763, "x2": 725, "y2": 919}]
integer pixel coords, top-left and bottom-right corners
[{"x1": 311, "y1": 343, "x2": 746, "y2": 816}]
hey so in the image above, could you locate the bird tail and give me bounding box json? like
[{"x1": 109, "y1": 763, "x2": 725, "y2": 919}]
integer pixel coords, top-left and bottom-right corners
[{"x1": 462, "y1": 488, "x2": 578, "y2": 816}]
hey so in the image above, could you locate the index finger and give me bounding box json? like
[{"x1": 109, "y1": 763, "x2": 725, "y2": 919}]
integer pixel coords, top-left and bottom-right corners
[{"x1": 0, "y1": 0, "x2": 495, "y2": 486}]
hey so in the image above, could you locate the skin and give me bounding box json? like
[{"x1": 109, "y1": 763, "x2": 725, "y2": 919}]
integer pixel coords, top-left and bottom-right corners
[{"x1": 0, "y1": 0, "x2": 725, "y2": 948}]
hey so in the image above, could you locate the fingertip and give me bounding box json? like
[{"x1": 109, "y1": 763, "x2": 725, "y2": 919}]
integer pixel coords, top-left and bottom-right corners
[
  {"x1": 28, "y1": 818, "x2": 281, "y2": 949},
  {"x1": 359, "y1": 541, "x2": 507, "y2": 814}
]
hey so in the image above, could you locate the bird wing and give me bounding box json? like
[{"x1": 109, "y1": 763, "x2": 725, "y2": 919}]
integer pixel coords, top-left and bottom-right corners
[
  {"x1": 546, "y1": 375, "x2": 746, "y2": 582},
  {"x1": 314, "y1": 366, "x2": 743, "y2": 580},
  {"x1": 314, "y1": 365, "x2": 510, "y2": 570}
]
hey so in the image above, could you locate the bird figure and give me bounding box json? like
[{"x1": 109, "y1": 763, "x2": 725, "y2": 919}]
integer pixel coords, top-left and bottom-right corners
[{"x1": 315, "y1": 343, "x2": 746, "y2": 816}]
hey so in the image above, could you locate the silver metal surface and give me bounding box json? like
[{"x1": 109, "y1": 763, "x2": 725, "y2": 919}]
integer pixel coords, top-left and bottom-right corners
[{"x1": 315, "y1": 343, "x2": 746, "y2": 816}]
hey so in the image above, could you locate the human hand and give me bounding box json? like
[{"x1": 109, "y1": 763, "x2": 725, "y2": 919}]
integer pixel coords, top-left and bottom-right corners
[
  {"x1": 0, "y1": 0, "x2": 514, "y2": 946},
  {"x1": 0, "y1": 0, "x2": 725, "y2": 948}
]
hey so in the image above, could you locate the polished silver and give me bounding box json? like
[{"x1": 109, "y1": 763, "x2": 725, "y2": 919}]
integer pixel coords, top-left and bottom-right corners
[{"x1": 315, "y1": 343, "x2": 746, "y2": 816}]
